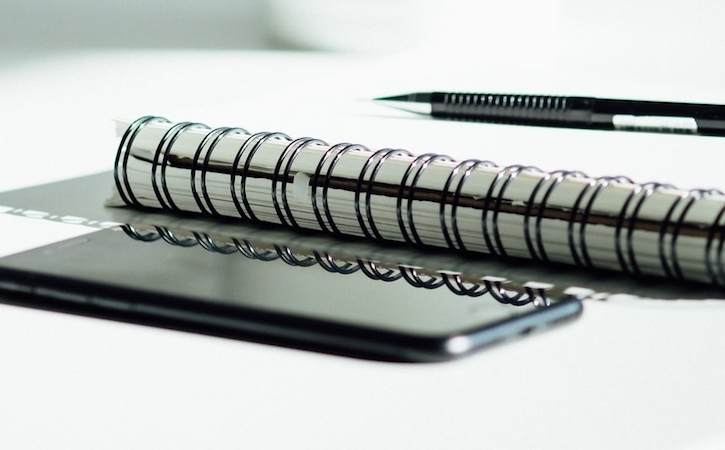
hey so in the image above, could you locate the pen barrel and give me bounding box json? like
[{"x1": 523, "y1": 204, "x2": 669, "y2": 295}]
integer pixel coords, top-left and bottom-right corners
[
  {"x1": 590, "y1": 99, "x2": 725, "y2": 135},
  {"x1": 429, "y1": 93, "x2": 725, "y2": 135},
  {"x1": 431, "y1": 93, "x2": 597, "y2": 127}
]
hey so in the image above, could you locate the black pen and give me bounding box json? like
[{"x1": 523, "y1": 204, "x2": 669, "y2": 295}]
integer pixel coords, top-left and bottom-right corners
[{"x1": 374, "y1": 92, "x2": 725, "y2": 136}]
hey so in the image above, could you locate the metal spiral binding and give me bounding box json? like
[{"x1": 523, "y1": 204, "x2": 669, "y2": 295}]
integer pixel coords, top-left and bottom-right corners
[
  {"x1": 357, "y1": 259, "x2": 404, "y2": 282},
  {"x1": 314, "y1": 251, "x2": 359, "y2": 275},
  {"x1": 152, "y1": 121, "x2": 209, "y2": 212},
  {"x1": 658, "y1": 188, "x2": 702, "y2": 280},
  {"x1": 481, "y1": 165, "x2": 541, "y2": 258},
  {"x1": 567, "y1": 176, "x2": 633, "y2": 269},
  {"x1": 666, "y1": 188, "x2": 725, "y2": 285},
  {"x1": 191, "y1": 126, "x2": 250, "y2": 217},
  {"x1": 613, "y1": 182, "x2": 659, "y2": 275},
  {"x1": 397, "y1": 153, "x2": 453, "y2": 247},
  {"x1": 399, "y1": 265, "x2": 446, "y2": 289},
  {"x1": 155, "y1": 226, "x2": 198, "y2": 247},
  {"x1": 706, "y1": 194, "x2": 725, "y2": 285},
  {"x1": 275, "y1": 245, "x2": 317, "y2": 267},
  {"x1": 232, "y1": 238, "x2": 279, "y2": 261},
  {"x1": 355, "y1": 148, "x2": 414, "y2": 241},
  {"x1": 120, "y1": 224, "x2": 549, "y2": 306},
  {"x1": 441, "y1": 272, "x2": 489, "y2": 297},
  {"x1": 116, "y1": 117, "x2": 725, "y2": 287},
  {"x1": 311, "y1": 142, "x2": 370, "y2": 236},
  {"x1": 231, "y1": 131, "x2": 292, "y2": 222},
  {"x1": 275, "y1": 137, "x2": 327, "y2": 230},
  {"x1": 481, "y1": 277, "x2": 531, "y2": 306},
  {"x1": 524, "y1": 170, "x2": 587, "y2": 262},
  {"x1": 194, "y1": 232, "x2": 238, "y2": 254},
  {"x1": 440, "y1": 159, "x2": 496, "y2": 252},
  {"x1": 114, "y1": 116, "x2": 170, "y2": 208}
]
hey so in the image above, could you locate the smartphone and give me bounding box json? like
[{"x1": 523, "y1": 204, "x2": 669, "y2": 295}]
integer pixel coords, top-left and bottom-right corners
[{"x1": 0, "y1": 225, "x2": 581, "y2": 362}]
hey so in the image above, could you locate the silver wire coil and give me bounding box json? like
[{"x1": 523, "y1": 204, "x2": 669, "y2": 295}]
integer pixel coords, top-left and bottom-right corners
[{"x1": 114, "y1": 116, "x2": 725, "y2": 287}]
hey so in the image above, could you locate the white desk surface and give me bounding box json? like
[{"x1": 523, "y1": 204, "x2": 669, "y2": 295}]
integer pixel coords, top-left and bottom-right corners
[{"x1": 1, "y1": 49, "x2": 725, "y2": 450}]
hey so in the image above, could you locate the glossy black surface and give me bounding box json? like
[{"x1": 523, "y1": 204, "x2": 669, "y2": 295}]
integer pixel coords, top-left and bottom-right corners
[{"x1": 0, "y1": 227, "x2": 582, "y2": 362}]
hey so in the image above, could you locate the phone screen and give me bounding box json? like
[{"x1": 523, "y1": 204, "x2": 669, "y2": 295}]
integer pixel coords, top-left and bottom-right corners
[{"x1": 0, "y1": 225, "x2": 581, "y2": 361}]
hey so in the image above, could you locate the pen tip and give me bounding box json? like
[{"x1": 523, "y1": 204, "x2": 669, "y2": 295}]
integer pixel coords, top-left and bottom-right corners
[
  {"x1": 374, "y1": 94, "x2": 410, "y2": 102},
  {"x1": 373, "y1": 93, "x2": 432, "y2": 103},
  {"x1": 372, "y1": 93, "x2": 433, "y2": 115}
]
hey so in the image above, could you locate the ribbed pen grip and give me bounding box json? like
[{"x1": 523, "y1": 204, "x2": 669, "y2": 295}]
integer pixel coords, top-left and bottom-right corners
[{"x1": 431, "y1": 92, "x2": 593, "y2": 125}]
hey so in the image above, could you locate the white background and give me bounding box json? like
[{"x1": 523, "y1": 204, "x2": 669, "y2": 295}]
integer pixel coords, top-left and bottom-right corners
[{"x1": 2, "y1": 2, "x2": 725, "y2": 449}]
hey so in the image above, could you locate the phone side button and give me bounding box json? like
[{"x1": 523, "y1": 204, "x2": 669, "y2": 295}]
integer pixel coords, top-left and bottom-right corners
[
  {"x1": 88, "y1": 295, "x2": 133, "y2": 312},
  {"x1": 0, "y1": 280, "x2": 33, "y2": 294},
  {"x1": 33, "y1": 287, "x2": 87, "y2": 304}
]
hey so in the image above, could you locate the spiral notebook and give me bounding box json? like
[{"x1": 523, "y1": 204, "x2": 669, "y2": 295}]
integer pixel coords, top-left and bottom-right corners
[
  {"x1": 0, "y1": 172, "x2": 720, "y2": 305},
  {"x1": 108, "y1": 116, "x2": 725, "y2": 289}
]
